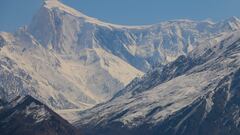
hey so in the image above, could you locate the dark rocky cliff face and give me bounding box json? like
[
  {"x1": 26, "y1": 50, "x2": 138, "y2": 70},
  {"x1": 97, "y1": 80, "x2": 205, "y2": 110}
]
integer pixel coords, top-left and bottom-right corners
[{"x1": 0, "y1": 95, "x2": 81, "y2": 135}]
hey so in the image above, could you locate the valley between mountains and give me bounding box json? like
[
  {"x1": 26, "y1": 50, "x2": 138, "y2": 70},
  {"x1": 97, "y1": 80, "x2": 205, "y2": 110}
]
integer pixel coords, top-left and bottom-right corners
[{"x1": 1, "y1": 0, "x2": 240, "y2": 135}]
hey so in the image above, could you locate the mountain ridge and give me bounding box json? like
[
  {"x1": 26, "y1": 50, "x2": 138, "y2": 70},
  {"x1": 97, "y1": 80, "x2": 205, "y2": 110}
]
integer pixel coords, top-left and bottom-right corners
[
  {"x1": 0, "y1": 95, "x2": 81, "y2": 135},
  {"x1": 1, "y1": 0, "x2": 240, "y2": 121},
  {"x1": 75, "y1": 30, "x2": 240, "y2": 135}
]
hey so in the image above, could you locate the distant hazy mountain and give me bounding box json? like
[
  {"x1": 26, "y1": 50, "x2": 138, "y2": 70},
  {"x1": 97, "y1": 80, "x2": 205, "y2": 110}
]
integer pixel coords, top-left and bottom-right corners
[
  {"x1": 0, "y1": 0, "x2": 240, "y2": 120},
  {"x1": 75, "y1": 31, "x2": 240, "y2": 135},
  {"x1": 0, "y1": 95, "x2": 81, "y2": 135}
]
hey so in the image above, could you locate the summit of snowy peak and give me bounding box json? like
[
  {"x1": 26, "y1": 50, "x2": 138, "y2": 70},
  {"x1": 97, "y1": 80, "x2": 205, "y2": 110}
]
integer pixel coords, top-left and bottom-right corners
[
  {"x1": 5, "y1": 0, "x2": 240, "y2": 123},
  {"x1": 40, "y1": 0, "x2": 151, "y2": 29},
  {"x1": 42, "y1": 0, "x2": 84, "y2": 17},
  {"x1": 41, "y1": 0, "x2": 109, "y2": 25}
]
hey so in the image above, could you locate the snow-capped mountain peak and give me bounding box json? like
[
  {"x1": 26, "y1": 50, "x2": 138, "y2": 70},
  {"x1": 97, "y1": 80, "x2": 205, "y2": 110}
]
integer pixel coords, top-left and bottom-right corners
[
  {"x1": 43, "y1": 0, "x2": 88, "y2": 18},
  {"x1": 41, "y1": 0, "x2": 144, "y2": 29},
  {"x1": 1, "y1": 0, "x2": 240, "y2": 123}
]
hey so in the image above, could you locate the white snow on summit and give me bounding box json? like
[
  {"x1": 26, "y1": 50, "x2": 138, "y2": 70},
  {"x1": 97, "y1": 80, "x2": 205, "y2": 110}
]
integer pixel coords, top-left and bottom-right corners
[{"x1": 1, "y1": 0, "x2": 240, "y2": 122}]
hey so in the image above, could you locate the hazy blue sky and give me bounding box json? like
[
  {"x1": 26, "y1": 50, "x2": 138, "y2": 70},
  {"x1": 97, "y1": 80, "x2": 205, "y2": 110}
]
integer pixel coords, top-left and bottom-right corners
[{"x1": 0, "y1": 0, "x2": 240, "y2": 32}]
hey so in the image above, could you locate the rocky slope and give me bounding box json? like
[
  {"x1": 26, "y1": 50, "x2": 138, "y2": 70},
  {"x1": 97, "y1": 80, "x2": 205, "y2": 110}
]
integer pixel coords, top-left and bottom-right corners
[
  {"x1": 1, "y1": 0, "x2": 240, "y2": 118},
  {"x1": 0, "y1": 95, "x2": 81, "y2": 135},
  {"x1": 75, "y1": 31, "x2": 240, "y2": 135}
]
